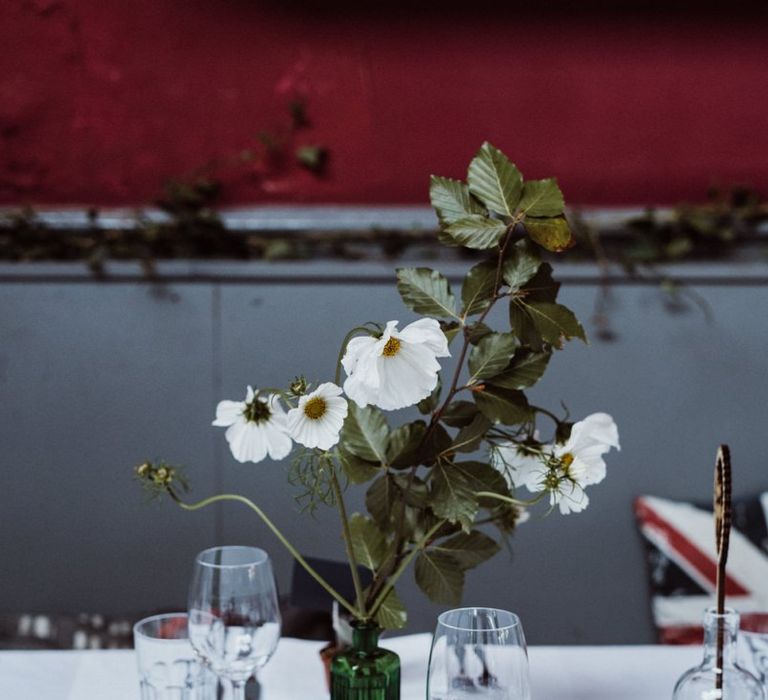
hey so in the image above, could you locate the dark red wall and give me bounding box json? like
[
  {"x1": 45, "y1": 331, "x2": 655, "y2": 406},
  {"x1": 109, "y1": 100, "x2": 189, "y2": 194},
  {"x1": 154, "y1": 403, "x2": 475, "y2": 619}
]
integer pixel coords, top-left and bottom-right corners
[{"x1": 2, "y1": 1, "x2": 767, "y2": 207}]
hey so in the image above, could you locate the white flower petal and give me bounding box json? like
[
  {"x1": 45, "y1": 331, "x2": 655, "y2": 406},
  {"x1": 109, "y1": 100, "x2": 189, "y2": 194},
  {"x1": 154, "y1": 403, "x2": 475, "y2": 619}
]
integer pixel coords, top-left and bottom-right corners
[
  {"x1": 557, "y1": 486, "x2": 589, "y2": 515},
  {"x1": 374, "y1": 349, "x2": 438, "y2": 410},
  {"x1": 261, "y1": 422, "x2": 293, "y2": 460},
  {"x1": 341, "y1": 335, "x2": 377, "y2": 375},
  {"x1": 491, "y1": 442, "x2": 546, "y2": 492},
  {"x1": 343, "y1": 371, "x2": 379, "y2": 408},
  {"x1": 225, "y1": 422, "x2": 268, "y2": 464},
  {"x1": 315, "y1": 382, "x2": 344, "y2": 398},
  {"x1": 398, "y1": 318, "x2": 450, "y2": 357},
  {"x1": 212, "y1": 400, "x2": 244, "y2": 427},
  {"x1": 569, "y1": 454, "x2": 607, "y2": 486},
  {"x1": 565, "y1": 413, "x2": 620, "y2": 453}
]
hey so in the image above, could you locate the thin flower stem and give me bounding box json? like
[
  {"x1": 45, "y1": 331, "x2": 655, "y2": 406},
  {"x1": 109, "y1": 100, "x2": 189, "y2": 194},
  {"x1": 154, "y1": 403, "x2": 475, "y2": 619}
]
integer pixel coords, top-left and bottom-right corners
[
  {"x1": 334, "y1": 326, "x2": 377, "y2": 386},
  {"x1": 169, "y1": 491, "x2": 359, "y2": 618},
  {"x1": 369, "y1": 519, "x2": 446, "y2": 619},
  {"x1": 328, "y1": 467, "x2": 366, "y2": 618},
  {"x1": 529, "y1": 404, "x2": 561, "y2": 425},
  {"x1": 475, "y1": 490, "x2": 546, "y2": 507}
]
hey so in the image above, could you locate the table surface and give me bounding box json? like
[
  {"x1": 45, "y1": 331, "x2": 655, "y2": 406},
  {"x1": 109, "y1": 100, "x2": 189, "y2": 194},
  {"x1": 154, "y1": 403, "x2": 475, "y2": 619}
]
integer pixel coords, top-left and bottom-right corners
[{"x1": 0, "y1": 634, "x2": 702, "y2": 699}]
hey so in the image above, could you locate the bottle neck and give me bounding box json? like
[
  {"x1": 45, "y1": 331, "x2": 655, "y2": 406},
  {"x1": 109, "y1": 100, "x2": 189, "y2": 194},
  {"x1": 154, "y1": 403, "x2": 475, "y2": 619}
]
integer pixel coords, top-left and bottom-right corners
[
  {"x1": 352, "y1": 623, "x2": 381, "y2": 653},
  {"x1": 701, "y1": 607, "x2": 740, "y2": 668}
]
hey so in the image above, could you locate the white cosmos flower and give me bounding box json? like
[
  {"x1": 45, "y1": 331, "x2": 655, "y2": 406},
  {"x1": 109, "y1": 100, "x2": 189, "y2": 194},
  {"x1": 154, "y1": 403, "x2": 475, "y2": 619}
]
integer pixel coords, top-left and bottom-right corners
[
  {"x1": 212, "y1": 386, "x2": 292, "y2": 464},
  {"x1": 551, "y1": 412, "x2": 620, "y2": 487},
  {"x1": 491, "y1": 413, "x2": 619, "y2": 515},
  {"x1": 492, "y1": 437, "x2": 545, "y2": 493},
  {"x1": 287, "y1": 382, "x2": 348, "y2": 450},
  {"x1": 342, "y1": 318, "x2": 450, "y2": 411}
]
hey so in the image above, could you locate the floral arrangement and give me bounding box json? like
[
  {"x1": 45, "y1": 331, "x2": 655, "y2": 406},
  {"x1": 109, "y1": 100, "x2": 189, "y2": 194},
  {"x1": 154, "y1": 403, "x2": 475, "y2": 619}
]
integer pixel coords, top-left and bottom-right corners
[{"x1": 136, "y1": 142, "x2": 620, "y2": 630}]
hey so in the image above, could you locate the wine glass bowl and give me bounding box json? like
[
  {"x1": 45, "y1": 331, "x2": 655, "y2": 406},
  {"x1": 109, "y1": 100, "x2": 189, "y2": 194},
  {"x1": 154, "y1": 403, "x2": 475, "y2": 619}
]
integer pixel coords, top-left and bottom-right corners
[
  {"x1": 188, "y1": 546, "x2": 281, "y2": 697},
  {"x1": 427, "y1": 607, "x2": 531, "y2": 700}
]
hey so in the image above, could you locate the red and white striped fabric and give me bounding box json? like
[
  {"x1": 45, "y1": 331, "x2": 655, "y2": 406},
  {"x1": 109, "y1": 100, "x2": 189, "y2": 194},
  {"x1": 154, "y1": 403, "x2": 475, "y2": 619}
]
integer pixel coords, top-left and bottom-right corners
[{"x1": 635, "y1": 493, "x2": 768, "y2": 644}]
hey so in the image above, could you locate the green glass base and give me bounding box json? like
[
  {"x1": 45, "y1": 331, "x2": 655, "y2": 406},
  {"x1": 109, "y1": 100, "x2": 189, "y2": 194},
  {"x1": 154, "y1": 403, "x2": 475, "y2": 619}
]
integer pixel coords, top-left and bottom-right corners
[{"x1": 330, "y1": 623, "x2": 401, "y2": 700}]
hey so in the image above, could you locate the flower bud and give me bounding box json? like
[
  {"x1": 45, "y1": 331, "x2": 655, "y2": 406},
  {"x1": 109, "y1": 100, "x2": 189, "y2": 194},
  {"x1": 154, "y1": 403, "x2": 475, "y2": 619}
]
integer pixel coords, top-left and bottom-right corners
[{"x1": 289, "y1": 375, "x2": 310, "y2": 397}]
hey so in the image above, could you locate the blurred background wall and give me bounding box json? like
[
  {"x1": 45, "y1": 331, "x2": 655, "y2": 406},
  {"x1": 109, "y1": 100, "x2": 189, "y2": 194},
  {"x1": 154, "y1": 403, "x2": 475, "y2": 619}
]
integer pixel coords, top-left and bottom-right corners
[
  {"x1": 1, "y1": 262, "x2": 767, "y2": 644},
  {"x1": 1, "y1": 0, "x2": 768, "y2": 207}
]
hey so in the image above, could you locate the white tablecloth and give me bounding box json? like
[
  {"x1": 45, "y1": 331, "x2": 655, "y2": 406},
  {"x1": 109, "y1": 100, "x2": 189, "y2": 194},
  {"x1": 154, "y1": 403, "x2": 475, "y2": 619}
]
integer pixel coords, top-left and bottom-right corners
[{"x1": 0, "y1": 634, "x2": 701, "y2": 699}]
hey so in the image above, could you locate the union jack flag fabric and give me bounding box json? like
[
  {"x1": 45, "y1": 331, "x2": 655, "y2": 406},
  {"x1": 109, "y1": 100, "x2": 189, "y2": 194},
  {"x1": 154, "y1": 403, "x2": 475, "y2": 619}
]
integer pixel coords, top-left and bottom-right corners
[{"x1": 635, "y1": 493, "x2": 768, "y2": 644}]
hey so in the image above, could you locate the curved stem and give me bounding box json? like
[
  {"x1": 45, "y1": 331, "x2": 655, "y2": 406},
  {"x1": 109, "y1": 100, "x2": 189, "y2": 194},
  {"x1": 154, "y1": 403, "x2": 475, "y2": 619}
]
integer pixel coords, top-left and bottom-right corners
[
  {"x1": 328, "y1": 468, "x2": 366, "y2": 618},
  {"x1": 529, "y1": 404, "x2": 561, "y2": 425},
  {"x1": 369, "y1": 519, "x2": 445, "y2": 619},
  {"x1": 169, "y1": 491, "x2": 358, "y2": 618},
  {"x1": 475, "y1": 490, "x2": 547, "y2": 507}
]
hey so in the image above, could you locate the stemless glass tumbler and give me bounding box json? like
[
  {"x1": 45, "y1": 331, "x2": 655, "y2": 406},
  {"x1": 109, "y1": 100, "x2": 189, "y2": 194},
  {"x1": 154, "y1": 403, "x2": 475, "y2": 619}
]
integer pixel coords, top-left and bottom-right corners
[
  {"x1": 188, "y1": 546, "x2": 281, "y2": 700},
  {"x1": 427, "y1": 607, "x2": 531, "y2": 700},
  {"x1": 134, "y1": 612, "x2": 214, "y2": 700}
]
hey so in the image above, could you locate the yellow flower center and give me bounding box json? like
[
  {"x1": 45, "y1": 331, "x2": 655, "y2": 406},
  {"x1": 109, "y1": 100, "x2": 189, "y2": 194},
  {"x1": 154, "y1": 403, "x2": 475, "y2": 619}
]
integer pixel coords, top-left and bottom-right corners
[
  {"x1": 382, "y1": 336, "x2": 401, "y2": 357},
  {"x1": 303, "y1": 396, "x2": 327, "y2": 420},
  {"x1": 560, "y1": 452, "x2": 575, "y2": 474}
]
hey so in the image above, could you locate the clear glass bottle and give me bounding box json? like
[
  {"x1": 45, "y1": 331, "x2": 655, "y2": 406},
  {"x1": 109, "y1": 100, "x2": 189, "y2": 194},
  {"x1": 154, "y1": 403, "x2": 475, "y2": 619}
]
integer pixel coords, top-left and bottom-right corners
[
  {"x1": 330, "y1": 621, "x2": 400, "y2": 700},
  {"x1": 672, "y1": 607, "x2": 766, "y2": 699}
]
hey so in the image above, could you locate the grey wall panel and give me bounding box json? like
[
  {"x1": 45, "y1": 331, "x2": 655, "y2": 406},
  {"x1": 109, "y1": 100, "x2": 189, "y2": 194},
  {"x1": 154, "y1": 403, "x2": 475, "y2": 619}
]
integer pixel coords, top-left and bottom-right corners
[
  {"x1": 1, "y1": 266, "x2": 766, "y2": 644},
  {"x1": 0, "y1": 284, "x2": 219, "y2": 615}
]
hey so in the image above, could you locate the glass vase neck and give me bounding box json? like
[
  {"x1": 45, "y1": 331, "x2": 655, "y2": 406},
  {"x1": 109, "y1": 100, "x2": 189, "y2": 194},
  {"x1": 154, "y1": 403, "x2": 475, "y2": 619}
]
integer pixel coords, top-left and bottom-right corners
[
  {"x1": 351, "y1": 622, "x2": 381, "y2": 653},
  {"x1": 701, "y1": 607, "x2": 740, "y2": 668}
]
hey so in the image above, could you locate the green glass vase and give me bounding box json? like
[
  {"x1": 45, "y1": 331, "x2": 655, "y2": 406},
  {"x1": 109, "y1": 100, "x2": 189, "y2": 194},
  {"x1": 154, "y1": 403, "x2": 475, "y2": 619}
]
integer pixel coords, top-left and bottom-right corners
[{"x1": 330, "y1": 622, "x2": 401, "y2": 700}]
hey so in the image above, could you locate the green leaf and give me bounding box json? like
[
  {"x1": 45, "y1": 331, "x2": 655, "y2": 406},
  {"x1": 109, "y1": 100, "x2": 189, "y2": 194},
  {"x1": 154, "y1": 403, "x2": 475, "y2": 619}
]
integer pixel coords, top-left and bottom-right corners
[
  {"x1": 415, "y1": 550, "x2": 464, "y2": 605},
  {"x1": 467, "y1": 142, "x2": 524, "y2": 217},
  {"x1": 519, "y1": 301, "x2": 587, "y2": 347},
  {"x1": 461, "y1": 260, "x2": 497, "y2": 316},
  {"x1": 450, "y1": 413, "x2": 493, "y2": 453},
  {"x1": 508, "y1": 264, "x2": 561, "y2": 349},
  {"x1": 509, "y1": 301, "x2": 541, "y2": 350},
  {"x1": 430, "y1": 175, "x2": 486, "y2": 226},
  {"x1": 474, "y1": 386, "x2": 532, "y2": 425},
  {"x1": 433, "y1": 530, "x2": 500, "y2": 570},
  {"x1": 502, "y1": 240, "x2": 541, "y2": 292},
  {"x1": 468, "y1": 333, "x2": 519, "y2": 380},
  {"x1": 519, "y1": 178, "x2": 565, "y2": 217},
  {"x1": 417, "y1": 377, "x2": 442, "y2": 415},
  {"x1": 431, "y1": 462, "x2": 479, "y2": 531},
  {"x1": 418, "y1": 424, "x2": 453, "y2": 466},
  {"x1": 338, "y1": 449, "x2": 381, "y2": 484},
  {"x1": 366, "y1": 475, "x2": 398, "y2": 529},
  {"x1": 341, "y1": 403, "x2": 389, "y2": 463},
  {"x1": 467, "y1": 322, "x2": 493, "y2": 346},
  {"x1": 441, "y1": 401, "x2": 479, "y2": 428},
  {"x1": 396, "y1": 267, "x2": 457, "y2": 318},
  {"x1": 373, "y1": 586, "x2": 407, "y2": 630},
  {"x1": 486, "y1": 351, "x2": 551, "y2": 390},
  {"x1": 440, "y1": 320, "x2": 462, "y2": 345},
  {"x1": 524, "y1": 215, "x2": 574, "y2": 252},
  {"x1": 349, "y1": 513, "x2": 387, "y2": 570},
  {"x1": 445, "y1": 215, "x2": 508, "y2": 250},
  {"x1": 393, "y1": 474, "x2": 430, "y2": 508},
  {"x1": 523, "y1": 263, "x2": 560, "y2": 302},
  {"x1": 451, "y1": 461, "x2": 511, "y2": 509},
  {"x1": 388, "y1": 421, "x2": 427, "y2": 466}
]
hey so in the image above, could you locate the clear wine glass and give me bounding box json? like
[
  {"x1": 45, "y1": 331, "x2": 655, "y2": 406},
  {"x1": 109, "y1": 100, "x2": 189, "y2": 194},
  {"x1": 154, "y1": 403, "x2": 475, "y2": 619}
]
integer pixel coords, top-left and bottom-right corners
[
  {"x1": 427, "y1": 607, "x2": 531, "y2": 700},
  {"x1": 188, "y1": 546, "x2": 281, "y2": 700}
]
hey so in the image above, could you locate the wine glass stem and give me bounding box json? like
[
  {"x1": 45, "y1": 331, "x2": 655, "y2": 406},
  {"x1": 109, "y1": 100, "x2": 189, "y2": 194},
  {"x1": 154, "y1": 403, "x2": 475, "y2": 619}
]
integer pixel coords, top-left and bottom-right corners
[{"x1": 220, "y1": 677, "x2": 247, "y2": 700}]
